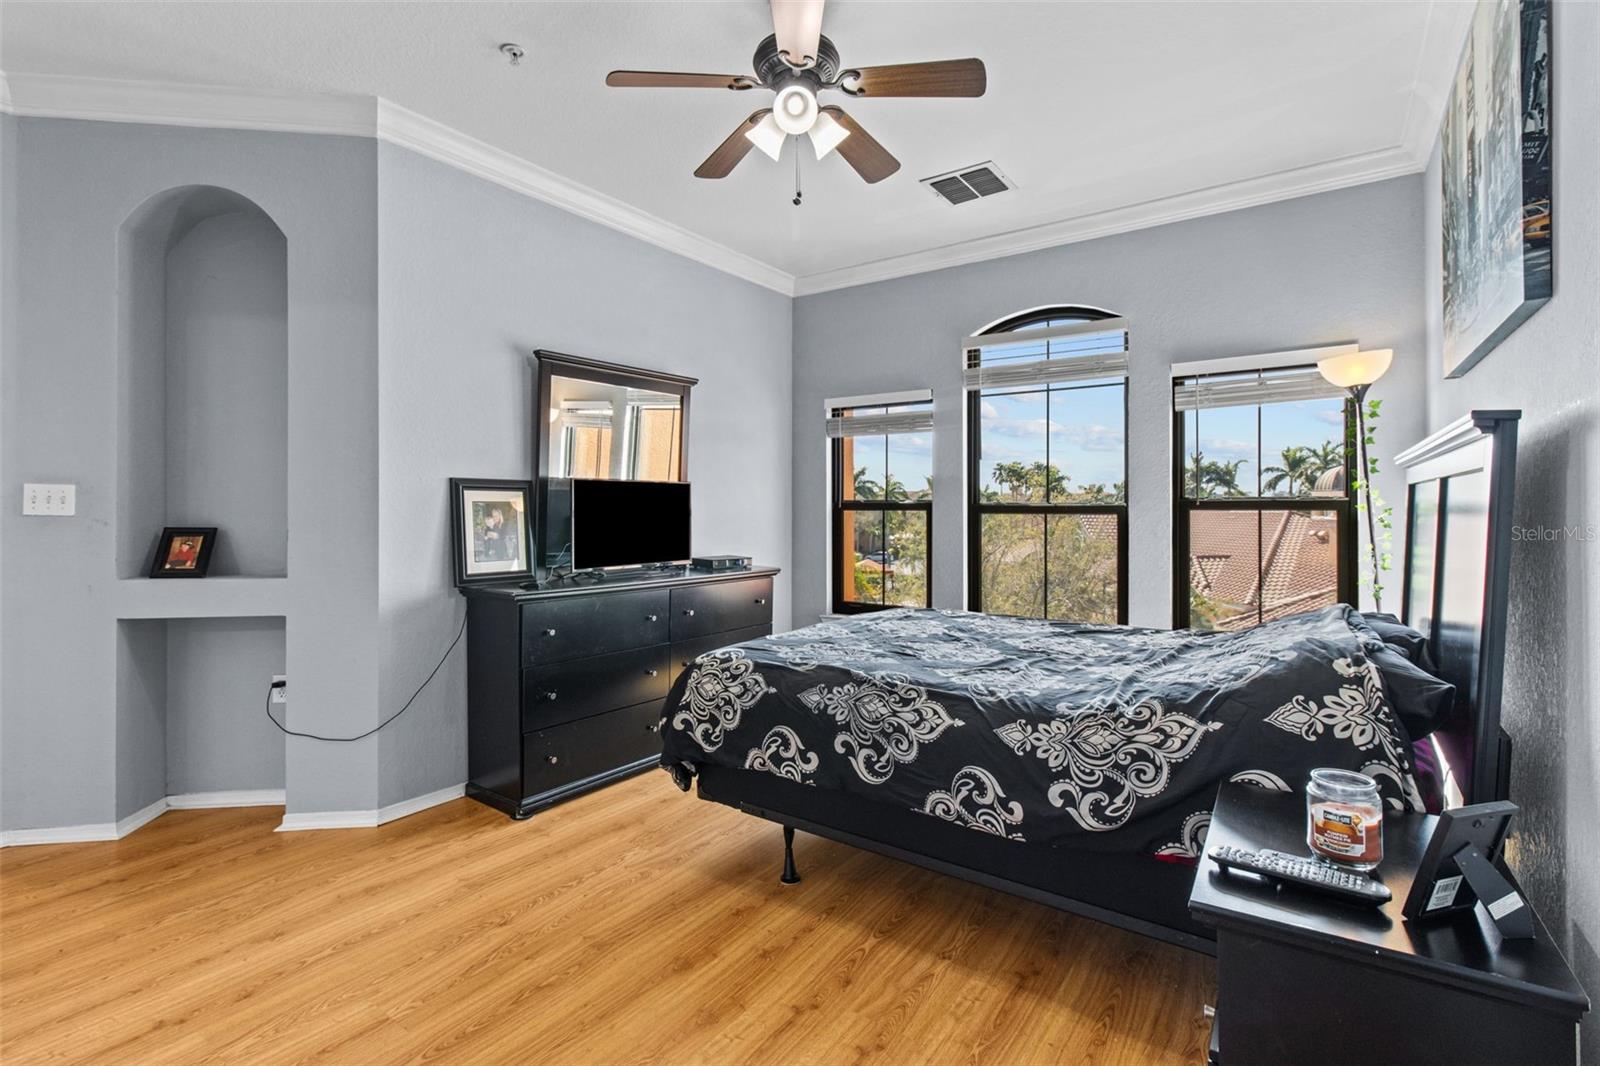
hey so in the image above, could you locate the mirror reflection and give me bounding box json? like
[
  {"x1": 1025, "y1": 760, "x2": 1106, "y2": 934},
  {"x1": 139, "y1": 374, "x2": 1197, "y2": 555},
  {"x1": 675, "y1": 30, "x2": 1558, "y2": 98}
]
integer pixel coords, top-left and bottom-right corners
[{"x1": 548, "y1": 375, "x2": 684, "y2": 481}]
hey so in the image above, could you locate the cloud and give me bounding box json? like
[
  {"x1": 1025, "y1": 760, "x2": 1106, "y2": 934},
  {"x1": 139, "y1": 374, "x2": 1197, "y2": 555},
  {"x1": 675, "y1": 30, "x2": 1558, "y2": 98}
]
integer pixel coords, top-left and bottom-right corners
[
  {"x1": 980, "y1": 400, "x2": 999, "y2": 419},
  {"x1": 1049, "y1": 422, "x2": 1125, "y2": 452},
  {"x1": 1199, "y1": 437, "x2": 1256, "y2": 459}
]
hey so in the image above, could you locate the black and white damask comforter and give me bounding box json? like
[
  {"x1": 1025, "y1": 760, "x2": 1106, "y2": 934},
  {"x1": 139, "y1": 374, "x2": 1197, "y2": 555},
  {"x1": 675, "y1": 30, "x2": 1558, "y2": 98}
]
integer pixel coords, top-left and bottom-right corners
[{"x1": 659, "y1": 606, "x2": 1426, "y2": 860}]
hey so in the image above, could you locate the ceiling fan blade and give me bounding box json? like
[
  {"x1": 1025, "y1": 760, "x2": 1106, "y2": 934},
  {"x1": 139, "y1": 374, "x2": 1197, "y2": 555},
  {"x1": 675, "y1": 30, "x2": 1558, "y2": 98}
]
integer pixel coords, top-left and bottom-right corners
[
  {"x1": 695, "y1": 110, "x2": 773, "y2": 179},
  {"x1": 770, "y1": 0, "x2": 826, "y2": 68},
  {"x1": 841, "y1": 59, "x2": 987, "y2": 98},
  {"x1": 819, "y1": 106, "x2": 900, "y2": 184},
  {"x1": 606, "y1": 70, "x2": 757, "y2": 90}
]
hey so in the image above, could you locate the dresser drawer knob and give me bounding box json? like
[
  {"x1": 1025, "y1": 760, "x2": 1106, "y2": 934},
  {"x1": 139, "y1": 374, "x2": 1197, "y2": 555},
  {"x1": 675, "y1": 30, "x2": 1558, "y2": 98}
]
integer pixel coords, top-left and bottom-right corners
[
  {"x1": 682, "y1": 608, "x2": 696, "y2": 617},
  {"x1": 681, "y1": 660, "x2": 694, "y2": 668},
  {"x1": 542, "y1": 690, "x2": 558, "y2": 702},
  {"x1": 647, "y1": 724, "x2": 659, "y2": 733},
  {"x1": 755, "y1": 597, "x2": 767, "y2": 605},
  {"x1": 646, "y1": 614, "x2": 659, "y2": 622},
  {"x1": 542, "y1": 628, "x2": 557, "y2": 637},
  {"x1": 645, "y1": 669, "x2": 660, "y2": 678},
  {"x1": 546, "y1": 755, "x2": 560, "y2": 765}
]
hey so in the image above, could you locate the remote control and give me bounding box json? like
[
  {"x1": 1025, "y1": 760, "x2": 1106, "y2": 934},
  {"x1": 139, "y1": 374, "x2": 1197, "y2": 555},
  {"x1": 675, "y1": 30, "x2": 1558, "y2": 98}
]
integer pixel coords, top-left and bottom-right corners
[{"x1": 1208, "y1": 845, "x2": 1392, "y2": 905}]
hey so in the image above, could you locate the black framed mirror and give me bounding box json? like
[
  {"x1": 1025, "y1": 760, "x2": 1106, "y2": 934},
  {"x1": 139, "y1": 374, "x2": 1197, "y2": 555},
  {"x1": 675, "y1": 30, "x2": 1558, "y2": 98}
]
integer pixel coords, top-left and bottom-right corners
[{"x1": 532, "y1": 351, "x2": 696, "y2": 571}]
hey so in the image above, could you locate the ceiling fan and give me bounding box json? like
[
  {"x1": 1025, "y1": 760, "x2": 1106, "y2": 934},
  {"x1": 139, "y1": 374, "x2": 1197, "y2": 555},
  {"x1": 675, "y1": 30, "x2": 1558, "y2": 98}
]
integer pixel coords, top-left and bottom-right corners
[{"x1": 605, "y1": 0, "x2": 986, "y2": 184}]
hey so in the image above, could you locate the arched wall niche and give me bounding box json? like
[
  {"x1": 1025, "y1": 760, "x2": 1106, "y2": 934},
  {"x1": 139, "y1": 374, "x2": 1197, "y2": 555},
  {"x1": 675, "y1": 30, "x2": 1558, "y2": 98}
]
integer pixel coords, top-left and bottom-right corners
[{"x1": 117, "y1": 185, "x2": 288, "y2": 578}]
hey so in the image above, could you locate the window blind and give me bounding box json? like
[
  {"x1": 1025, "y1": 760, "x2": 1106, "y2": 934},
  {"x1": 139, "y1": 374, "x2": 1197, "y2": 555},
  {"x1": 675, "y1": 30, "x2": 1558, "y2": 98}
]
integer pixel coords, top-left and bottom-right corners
[
  {"x1": 962, "y1": 317, "x2": 1130, "y2": 390},
  {"x1": 1172, "y1": 365, "x2": 1346, "y2": 411},
  {"x1": 825, "y1": 406, "x2": 935, "y2": 439}
]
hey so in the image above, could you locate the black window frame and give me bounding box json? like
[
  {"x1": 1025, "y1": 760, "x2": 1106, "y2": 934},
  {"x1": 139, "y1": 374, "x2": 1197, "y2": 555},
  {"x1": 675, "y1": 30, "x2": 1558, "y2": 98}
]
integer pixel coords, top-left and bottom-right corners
[
  {"x1": 965, "y1": 307, "x2": 1130, "y2": 624},
  {"x1": 829, "y1": 403, "x2": 934, "y2": 615},
  {"x1": 1171, "y1": 370, "x2": 1359, "y2": 630}
]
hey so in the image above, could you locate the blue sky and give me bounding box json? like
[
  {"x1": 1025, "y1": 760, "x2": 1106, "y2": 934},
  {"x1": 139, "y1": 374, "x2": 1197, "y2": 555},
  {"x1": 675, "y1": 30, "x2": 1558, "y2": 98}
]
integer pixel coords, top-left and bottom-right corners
[
  {"x1": 977, "y1": 382, "x2": 1126, "y2": 494},
  {"x1": 1184, "y1": 397, "x2": 1345, "y2": 494}
]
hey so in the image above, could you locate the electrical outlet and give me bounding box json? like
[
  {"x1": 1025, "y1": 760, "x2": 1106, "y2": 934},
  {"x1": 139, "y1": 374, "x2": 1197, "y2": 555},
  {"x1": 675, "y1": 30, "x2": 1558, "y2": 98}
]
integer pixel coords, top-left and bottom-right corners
[
  {"x1": 271, "y1": 675, "x2": 288, "y2": 705},
  {"x1": 23, "y1": 483, "x2": 76, "y2": 516}
]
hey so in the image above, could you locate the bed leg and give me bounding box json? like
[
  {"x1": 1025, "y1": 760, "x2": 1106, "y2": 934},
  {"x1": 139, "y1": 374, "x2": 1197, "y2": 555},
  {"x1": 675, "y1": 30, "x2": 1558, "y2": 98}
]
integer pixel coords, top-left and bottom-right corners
[{"x1": 780, "y1": 825, "x2": 802, "y2": 885}]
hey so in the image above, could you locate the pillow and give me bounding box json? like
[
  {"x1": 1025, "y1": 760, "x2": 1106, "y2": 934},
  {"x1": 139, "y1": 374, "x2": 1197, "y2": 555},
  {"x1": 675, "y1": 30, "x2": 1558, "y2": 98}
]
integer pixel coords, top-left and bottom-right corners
[
  {"x1": 1361, "y1": 612, "x2": 1436, "y2": 672},
  {"x1": 1367, "y1": 640, "x2": 1455, "y2": 740}
]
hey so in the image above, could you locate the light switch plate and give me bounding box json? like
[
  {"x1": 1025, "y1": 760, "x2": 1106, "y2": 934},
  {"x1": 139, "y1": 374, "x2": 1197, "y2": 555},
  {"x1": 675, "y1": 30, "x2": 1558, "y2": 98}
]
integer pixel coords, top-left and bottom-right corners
[{"x1": 23, "y1": 483, "x2": 76, "y2": 516}]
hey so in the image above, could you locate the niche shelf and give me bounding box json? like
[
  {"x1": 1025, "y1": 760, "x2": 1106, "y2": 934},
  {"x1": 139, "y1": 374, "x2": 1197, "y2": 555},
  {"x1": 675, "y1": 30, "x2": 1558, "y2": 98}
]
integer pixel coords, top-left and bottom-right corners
[
  {"x1": 117, "y1": 185, "x2": 288, "y2": 581},
  {"x1": 114, "y1": 616, "x2": 287, "y2": 823},
  {"x1": 114, "y1": 577, "x2": 291, "y2": 620}
]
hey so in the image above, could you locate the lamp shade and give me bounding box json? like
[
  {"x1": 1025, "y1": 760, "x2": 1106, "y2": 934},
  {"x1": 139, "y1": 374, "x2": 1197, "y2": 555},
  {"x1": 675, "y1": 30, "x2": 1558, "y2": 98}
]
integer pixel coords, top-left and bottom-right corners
[
  {"x1": 807, "y1": 110, "x2": 850, "y2": 159},
  {"x1": 744, "y1": 113, "x2": 787, "y2": 162},
  {"x1": 1317, "y1": 349, "x2": 1393, "y2": 390}
]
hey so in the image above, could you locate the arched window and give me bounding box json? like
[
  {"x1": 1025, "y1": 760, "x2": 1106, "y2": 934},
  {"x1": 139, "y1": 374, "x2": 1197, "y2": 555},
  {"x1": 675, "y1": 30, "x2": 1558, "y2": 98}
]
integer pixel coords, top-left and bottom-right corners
[{"x1": 965, "y1": 306, "x2": 1128, "y2": 622}]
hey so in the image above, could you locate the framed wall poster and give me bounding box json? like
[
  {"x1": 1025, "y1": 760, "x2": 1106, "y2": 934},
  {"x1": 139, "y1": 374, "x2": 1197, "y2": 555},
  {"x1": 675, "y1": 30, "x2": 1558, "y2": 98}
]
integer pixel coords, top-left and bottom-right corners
[
  {"x1": 450, "y1": 479, "x2": 533, "y2": 587},
  {"x1": 148, "y1": 527, "x2": 218, "y2": 578},
  {"x1": 1440, "y1": 0, "x2": 1552, "y2": 378}
]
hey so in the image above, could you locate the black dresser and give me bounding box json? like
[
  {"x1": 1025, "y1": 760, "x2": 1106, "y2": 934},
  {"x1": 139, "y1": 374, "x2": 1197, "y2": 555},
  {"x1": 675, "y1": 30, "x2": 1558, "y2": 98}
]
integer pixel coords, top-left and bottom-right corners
[{"x1": 462, "y1": 566, "x2": 779, "y2": 819}]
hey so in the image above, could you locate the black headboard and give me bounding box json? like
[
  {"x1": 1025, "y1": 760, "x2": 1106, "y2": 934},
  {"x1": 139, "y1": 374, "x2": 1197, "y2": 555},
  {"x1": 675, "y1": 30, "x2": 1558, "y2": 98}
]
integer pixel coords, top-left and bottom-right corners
[{"x1": 1393, "y1": 410, "x2": 1520, "y2": 806}]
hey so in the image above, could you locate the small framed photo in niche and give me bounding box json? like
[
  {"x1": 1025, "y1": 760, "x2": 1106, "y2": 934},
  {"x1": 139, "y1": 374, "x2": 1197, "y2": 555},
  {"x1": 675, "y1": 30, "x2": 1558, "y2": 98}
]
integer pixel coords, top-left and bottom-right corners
[
  {"x1": 149, "y1": 527, "x2": 218, "y2": 578},
  {"x1": 451, "y1": 479, "x2": 533, "y2": 587}
]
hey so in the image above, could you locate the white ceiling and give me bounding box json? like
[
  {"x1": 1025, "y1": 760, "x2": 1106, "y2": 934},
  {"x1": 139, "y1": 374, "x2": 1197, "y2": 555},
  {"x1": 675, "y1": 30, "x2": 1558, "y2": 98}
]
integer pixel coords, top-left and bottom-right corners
[{"x1": 0, "y1": 1, "x2": 1472, "y2": 292}]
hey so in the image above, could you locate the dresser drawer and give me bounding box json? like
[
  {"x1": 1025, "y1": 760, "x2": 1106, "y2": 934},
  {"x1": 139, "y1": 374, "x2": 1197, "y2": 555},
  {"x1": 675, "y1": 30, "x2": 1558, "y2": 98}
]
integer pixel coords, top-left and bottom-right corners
[
  {"x1": 521, "y1": 589, "x2": 670, "y2": 666},
  {"x1": 522, "y1": 701, "x2": 664, "y2": 799},
  {"x1": 522, "y1": 645, "x2": 669, "y2": 731},
  {"x1": 669, "y1": 624, "x2": 773, "y2": 685},
  {"x1": 669, "y1": 577, "x2": 774, "y2": 640}
]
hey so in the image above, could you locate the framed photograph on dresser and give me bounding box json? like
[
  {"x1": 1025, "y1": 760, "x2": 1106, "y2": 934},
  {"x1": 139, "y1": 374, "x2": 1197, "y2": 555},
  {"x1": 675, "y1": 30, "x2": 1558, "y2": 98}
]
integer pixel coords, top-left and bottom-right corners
[{"x1": 450, "y1": 479, "x2": 533, "y2": 587}]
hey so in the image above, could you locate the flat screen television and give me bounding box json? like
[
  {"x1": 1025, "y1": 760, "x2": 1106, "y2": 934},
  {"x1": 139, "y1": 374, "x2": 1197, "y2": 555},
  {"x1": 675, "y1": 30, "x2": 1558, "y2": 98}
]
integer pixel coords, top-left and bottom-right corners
[{"x1": 570, "y1": 478, "x2": 691, "y2": 570}]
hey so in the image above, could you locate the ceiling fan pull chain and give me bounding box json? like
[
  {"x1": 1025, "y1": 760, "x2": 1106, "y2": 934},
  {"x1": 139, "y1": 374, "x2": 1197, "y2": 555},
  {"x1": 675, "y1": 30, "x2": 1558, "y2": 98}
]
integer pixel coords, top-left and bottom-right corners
[{"x1": 793, "y1": 139, "x2": 803, "y2": 207}]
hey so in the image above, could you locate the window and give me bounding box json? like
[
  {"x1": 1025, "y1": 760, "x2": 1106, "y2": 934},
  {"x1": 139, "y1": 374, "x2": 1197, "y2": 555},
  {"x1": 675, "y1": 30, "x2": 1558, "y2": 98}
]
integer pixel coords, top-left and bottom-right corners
[
  {"x1": 1173, "y1": 363, "x2": 1357, "y2": 630},
  {"x1": 965, "y1": 307, "x2": 1128, "y2": 623},
  {"x1": 830, "y1": 398, "x2": 934, "y2": 613}
]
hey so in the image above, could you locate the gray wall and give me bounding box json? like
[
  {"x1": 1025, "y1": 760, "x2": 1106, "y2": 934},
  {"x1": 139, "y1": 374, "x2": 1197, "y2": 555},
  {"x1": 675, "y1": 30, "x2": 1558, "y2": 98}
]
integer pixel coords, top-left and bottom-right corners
[
  {"x1": 163, "y1": 210, "x2": 288, "y2": 578},
  {"x1": 0, "y1": 118, "x2": 381, "y2": 828},
  {"x1": 165, "y1": 617, "x2": 287, "y2": 794},
  {"x1": 373, "y1": 143, "x2": 793, "y2": 807},
  {"x1": 1423, "y1": 4, "x2": 1599, "y2": 1058},
  {"x1": 792, "y1": 176, "x2": 1428, "y2": 627}
]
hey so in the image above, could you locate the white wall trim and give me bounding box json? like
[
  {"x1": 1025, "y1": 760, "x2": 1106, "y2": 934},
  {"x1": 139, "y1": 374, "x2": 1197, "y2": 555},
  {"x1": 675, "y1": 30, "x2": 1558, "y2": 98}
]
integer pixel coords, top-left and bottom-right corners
[
  {"x1": 275, "y1": 782, "x2": 465, "y2": 833},
  {"x1": 0, "y1": 796, "x2": 168, "y2": 848},
  {"x1": 1, "y1": 37, "x2": 1465, "y2": 302},
  {"x1": 0, "y1": 69, "x2": 793, "y2": 296},
  {"x1": 371, "y1": 100, "x2": 793, "y2": 295},
  {"x1": 791, "y1": 143, "x2": 1429, "y2": 296},
  {"x1": 167, "y1": 789, "x2": 286, "y2": 809}
]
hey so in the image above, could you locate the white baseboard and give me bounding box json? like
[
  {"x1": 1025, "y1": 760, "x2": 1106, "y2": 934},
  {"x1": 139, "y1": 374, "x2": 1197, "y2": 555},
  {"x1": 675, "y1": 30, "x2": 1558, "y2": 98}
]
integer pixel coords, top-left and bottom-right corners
[
  {"x1": 167, "y1": 789, "x2": 286, "y2": 809},
  {"x1": 3, "y1": 784, "x2": 464, "y2": 845},
  {"x1": 0, "y1": 796, "x2": 168, "y2": 848},
  {"x1": 275, "y1": 782, "x2": 466, "y2": 833}
]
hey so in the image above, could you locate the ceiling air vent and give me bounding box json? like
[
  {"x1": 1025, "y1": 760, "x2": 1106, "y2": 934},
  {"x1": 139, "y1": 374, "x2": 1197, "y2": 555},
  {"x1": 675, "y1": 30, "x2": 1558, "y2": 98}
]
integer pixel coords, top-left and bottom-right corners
[{"x1": 921, "y1": 162, "x2": 1013, "y2": 205}]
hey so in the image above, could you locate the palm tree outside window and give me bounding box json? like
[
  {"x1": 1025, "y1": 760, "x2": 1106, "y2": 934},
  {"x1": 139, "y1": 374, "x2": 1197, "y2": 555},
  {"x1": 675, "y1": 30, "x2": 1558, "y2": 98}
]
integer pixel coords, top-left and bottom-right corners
[{"x1": 1173, "y1": 363, "x2": 1358, "y2": 630}]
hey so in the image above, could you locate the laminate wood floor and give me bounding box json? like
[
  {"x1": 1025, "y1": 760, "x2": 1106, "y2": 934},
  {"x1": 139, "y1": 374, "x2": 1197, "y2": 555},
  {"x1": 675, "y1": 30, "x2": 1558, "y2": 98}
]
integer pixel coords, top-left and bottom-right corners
[{"x1": 1, "y1": 772, "x2": 1215, "y2": 1065}]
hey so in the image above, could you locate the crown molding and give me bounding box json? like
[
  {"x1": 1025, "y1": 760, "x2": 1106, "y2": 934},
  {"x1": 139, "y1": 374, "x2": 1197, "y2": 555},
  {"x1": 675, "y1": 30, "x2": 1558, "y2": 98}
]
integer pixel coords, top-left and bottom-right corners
[
  {"x1": 0, "y1": 69, "x2": 796, "y2": 295},
  {"x1": 372, "y1": 100, "x2": 793, "y2": 295},
  {"x1": 0, "y1": 70, "x2": 374, "y2": 134},
  {"x1": 791, "y1": 140, "x2": 1429, "y2": 297},
  {"x1": 4, "y1": 11, "x2": 1467, "y2": 303}
]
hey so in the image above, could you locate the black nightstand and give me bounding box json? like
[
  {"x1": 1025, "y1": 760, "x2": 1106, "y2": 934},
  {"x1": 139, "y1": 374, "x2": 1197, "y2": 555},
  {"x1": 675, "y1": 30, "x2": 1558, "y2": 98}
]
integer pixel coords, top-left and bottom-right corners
[{"x1": 1190, "y1": 782, "x2": 1588, "y2": 1066}]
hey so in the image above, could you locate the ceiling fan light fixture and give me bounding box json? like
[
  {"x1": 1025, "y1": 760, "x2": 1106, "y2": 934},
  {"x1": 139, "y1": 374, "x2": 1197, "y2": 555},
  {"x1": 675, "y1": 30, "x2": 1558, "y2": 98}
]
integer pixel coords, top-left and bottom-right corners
[
  {"x1": 744, "y1": 113, "x2": 788, "y2": 162},
  {"x1": 772, "y1": 83, "x2": 819, "y2": 135},
  {"x1": 807, "y1": 110, "x2": 850, "y2": 159}
]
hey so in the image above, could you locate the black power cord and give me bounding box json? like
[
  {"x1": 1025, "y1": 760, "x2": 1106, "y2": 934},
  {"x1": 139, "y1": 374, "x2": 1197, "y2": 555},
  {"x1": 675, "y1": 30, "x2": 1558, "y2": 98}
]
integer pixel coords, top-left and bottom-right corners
[{"x1": 264, "y1": 608, "x2": 468, "y2": 742}]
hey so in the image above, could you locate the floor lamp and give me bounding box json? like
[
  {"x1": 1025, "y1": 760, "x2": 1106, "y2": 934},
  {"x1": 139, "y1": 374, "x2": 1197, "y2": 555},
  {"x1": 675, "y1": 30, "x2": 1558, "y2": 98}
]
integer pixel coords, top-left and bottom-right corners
[{"x1": 1316, "y1": 349, "x2": 1393, "y2": 613}]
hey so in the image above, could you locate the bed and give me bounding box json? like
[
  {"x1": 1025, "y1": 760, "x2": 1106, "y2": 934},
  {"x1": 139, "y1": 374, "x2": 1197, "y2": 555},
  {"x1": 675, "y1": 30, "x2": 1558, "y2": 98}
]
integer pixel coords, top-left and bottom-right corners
[{"x1": 658, "y1": 410, "x2": 1521, "y2": 951}]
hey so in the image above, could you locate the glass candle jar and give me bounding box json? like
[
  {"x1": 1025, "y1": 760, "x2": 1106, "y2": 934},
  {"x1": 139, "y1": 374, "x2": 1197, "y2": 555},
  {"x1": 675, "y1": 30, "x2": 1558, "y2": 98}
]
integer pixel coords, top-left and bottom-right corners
[{"x1": 1305, "y1": 768, "x2": 1384, "y2": 870}]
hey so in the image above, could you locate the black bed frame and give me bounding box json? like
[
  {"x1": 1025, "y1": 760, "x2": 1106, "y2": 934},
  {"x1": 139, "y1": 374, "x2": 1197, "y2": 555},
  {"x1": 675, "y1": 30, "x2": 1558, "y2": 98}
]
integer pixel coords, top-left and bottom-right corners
[{"x1": 693, "y1": 410, "x2": 1522, "y2": 954}]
